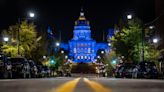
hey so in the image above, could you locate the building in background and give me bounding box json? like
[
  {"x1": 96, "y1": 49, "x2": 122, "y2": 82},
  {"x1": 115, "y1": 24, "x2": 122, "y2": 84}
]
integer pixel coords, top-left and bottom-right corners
[{"x1": 60, "y1": 10, "x2": 111, "y2": 63}]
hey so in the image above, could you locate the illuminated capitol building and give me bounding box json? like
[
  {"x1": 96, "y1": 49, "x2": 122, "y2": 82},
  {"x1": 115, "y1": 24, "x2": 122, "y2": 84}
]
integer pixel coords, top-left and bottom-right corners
[{"x1": 59, "y1": 10, "x2": 114, "y2": 63}]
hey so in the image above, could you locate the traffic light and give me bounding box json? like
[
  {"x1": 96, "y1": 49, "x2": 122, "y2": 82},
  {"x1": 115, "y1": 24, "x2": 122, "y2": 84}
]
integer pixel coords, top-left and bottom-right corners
[
  {"x1": 50, "y1": 60, "x2": 55, "y2": 64},
  {"x1": 49, "y1": 57, "x2": 56, "y2": 65},
  {"x1": 112, "y1": 60, "x2": 117, "y2": 65}
]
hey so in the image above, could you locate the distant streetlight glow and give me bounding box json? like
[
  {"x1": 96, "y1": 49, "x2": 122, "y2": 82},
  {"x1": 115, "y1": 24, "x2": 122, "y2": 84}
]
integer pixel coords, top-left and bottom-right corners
[
  {"x1": 29, "y1": 12, "x2": 35, "y2": 18},
  {"x1": 149, "y1": 26, "x2": 154, "y2": 29},
  {"x1": 101, "y1": 51, "x2": 105, "y2": 54},
  {"x1": 65, "y1": 55, "x2": 68, "y2": 59},
  {"x1": 43, "y1": 56, "x2": 46, "y2": 59},
  {"x1": 97, "y1": 56, "x2": 101, "y2": 59},
  {"x1": 61, "y1": 50, "x2": 64, "y2": 54},
  {"x1": 108, "y1": 43, "x2": 111, "y2": 46},
  {"x1": 153, "y1": 38, "x2": 158, "y2": 43},
  {"x1": 127, "y1": 14, "x2": 132, "y2": 20},
  {"x1": 56, "y1": 42, "x2": 60, "y2": 47},
  {"x1": 3, "y1": 37, "x2": 9, "y2": 42},
  {"x1": 68, "y1": 59, "x2": 71, "y2": 62}
]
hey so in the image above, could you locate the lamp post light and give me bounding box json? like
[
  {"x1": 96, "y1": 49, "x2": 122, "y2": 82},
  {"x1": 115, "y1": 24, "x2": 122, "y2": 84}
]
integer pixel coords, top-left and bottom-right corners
[
  {"x1": 97, "y1": 55, "x2": 101, "y2": 59},
  {"x1": 61, "y1": 50, "x2": 64, "y2": 54},
  {"x1": 29, "y1": 12, "x2": 35, "y2": 18},
  {"x1": 3, "y1": 37, "x2": 9, "y2": 43},
  {"x1": 108, "y1": 43, "x2": 111, "y2": 46},
  {"x1": 153, "y1": 38, "x2": 158, "y2": 44},
  {"x1": 101, "y1": 51, "x2": 105, "y2": 54},
  {"x1": 17, "y1": 11, "x2": 35, "y2": 56},
  {"x1": 149, "y1": 26, "x2": 154, "y2": 30},
  {"x1": 55, "y1": 42, "x2": 60, "y2": 53},
  {"x1": 65, "y1": 55, "x2": 68, "y2": 59},
  {"x1": 55, "y1": 42, "x2": 60, "y2": 47},
  {"x1": 127, "y1": 14, "x2": 133, "y2": 20},
  {"x1": 43, "y1": 55, "x2": 47, "y2": 59}
]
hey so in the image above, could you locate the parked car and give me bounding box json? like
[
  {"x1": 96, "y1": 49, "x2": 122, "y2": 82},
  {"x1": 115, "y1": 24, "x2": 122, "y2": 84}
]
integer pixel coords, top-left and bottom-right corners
[
  {"x1": 0, "y1": 54, "x2": 12, "y2": 79},
  {"x1": 8, "y1": 57, "x2": 29, "y2": 78},
  {"x1": 137, "y1": 61, "x2": 158, "y2": 79},
  {"x1": 36, "y1": 65, "x2": 43, "y2": 78},
  {"x1": 42, "y1": 66, "x2": 51, "y2": 77},
  {"x1": 0, "y1": 61, "x2": 5, "y2": 78},
  {"x1": 28, "y1": 59, "x2": 37, "y2": 78},
  {"x1": 36, "y1": 65, "x2": 50, "y2": 78},
  {"x1": 115, "y1": 63, "x2": 135, "y2": 78}
]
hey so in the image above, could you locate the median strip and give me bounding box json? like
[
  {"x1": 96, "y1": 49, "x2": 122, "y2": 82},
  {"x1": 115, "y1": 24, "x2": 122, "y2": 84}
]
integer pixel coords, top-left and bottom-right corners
[
  {"x1": 50, "y1": 78, "x2": 81, "y2": 92},
  {"x1": 83, "y1": 78, "x2": 112, "y2": 92}
]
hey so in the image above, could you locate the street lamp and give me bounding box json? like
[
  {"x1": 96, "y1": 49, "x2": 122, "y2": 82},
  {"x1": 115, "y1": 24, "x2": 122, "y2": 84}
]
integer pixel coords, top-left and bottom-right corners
[
  {"x1": 65, "y1": 55, "x2": 68, "y2": 59},
  {"x1": 153, "y1": 38, "x2": 158, "y2": 44},
  {"x1": 29, "y1": 12, "x2": 35, "y2": 18},
  {"x1": 55, "y1": 42, "x2": 60, "y2": 47},
  {"x1": 108, "y1": 43, "x2": 111, "y2": 46},
  {"x1": 101, "y1": 51, "x2": 105, "y2": 54},
  {"x1": 97, "y1": 55, "x2": 101, "y2": 59},
  {"x1": 43, "y1": 55, "x2": 47, "y2": 59},
  {"x1": 149, "y1": 26, "x2": 154, "y2": 30},
  {"x1": 61, "y1": 50, "x2": 64, "y2": 54},
  {"x1": 127, "y1": 14, "x2": 132, "y2": 20},
  {"x1": 3, "y1": 37, "x2": 9, "y2": 43},
  {"x1": 17, "y1": 11, "x2": 35, "y2": 56}
]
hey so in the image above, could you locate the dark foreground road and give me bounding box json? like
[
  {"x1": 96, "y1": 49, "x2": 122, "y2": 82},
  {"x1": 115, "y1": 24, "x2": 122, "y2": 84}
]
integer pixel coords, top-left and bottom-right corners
[{"x1": 0, "y1": 77, "x2": 164, "y2": 92}]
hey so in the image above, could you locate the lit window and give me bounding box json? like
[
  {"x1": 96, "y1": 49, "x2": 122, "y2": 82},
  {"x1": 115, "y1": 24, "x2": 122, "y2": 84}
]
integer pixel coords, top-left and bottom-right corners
[
  {"x1": 77, "y1": 56, "x2": 80, "y2": 59},
  {"x1": 88, "y1": 48, "x2": 91, "y2": 53},
  {"x1": 74, "y1": 48, "x2": 76, "y2": 53},
  {"x1": 88, "y1": 56, "x2": 90, "y2": 60},
  {"x1": 85, "y1": 56, "x2": 87, "y2": 59},
  {"x1": 81, "y1": 56, "x2": 83, "y2": 59}
]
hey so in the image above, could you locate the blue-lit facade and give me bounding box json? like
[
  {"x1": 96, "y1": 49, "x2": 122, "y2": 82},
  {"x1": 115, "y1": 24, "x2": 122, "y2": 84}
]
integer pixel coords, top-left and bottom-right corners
[{"x1": 60, "y1": 11, "x2": 111, "y2": 63}]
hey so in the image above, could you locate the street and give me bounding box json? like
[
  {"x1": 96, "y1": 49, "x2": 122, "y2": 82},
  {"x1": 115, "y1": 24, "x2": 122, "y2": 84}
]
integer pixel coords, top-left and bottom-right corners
[{"x1": 0, "y1": 77, "x2": 164, "y2": 92}]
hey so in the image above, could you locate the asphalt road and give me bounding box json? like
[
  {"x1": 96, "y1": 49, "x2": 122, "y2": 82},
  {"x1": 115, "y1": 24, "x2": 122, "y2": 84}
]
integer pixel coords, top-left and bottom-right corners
[{"x1": 0, "y1": 77, "x2": 164, "y2": 92}]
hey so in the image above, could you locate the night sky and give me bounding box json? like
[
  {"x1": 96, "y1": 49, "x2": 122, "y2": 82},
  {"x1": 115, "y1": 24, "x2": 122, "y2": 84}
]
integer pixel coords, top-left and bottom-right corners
[{"x1": 0, "y1": 0, "x2": 155, "y2": 42}]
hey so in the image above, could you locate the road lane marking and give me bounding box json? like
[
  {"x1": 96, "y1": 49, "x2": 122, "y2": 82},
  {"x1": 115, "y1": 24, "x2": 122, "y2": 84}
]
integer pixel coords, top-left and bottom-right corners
[
  {"x1": 83, "y1": 78, "x2": 112, "y2": 92},
  {"x1": 50, "y1": 78, "x2": 81, "y2": 92}
]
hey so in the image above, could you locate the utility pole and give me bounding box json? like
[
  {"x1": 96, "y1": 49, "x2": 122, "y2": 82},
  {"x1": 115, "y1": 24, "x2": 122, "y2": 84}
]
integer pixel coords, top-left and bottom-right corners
[
  {"x1": 141, "y1": 28, "x2": 145, "y2": 62},
  {"x1": 103, "y1": 31, "x2": 105, "y2": 41},
  {"x1": 59, "y1": 30, "x2": 61, "y2": 42},
  {"x1": 17, "y1": 18, "x2": 20, "y2": 56}
]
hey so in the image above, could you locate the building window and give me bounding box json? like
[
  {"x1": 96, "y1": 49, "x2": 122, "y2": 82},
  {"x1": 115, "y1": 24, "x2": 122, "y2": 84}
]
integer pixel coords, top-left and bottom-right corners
[
  {"x1": 81, "y1": 56, "x2": 83, "y2": 59},
  {"x1": 74, "y1": 48, "x2": 76, "y2": 53},
  {"x1": 88, "y1": 48, "x2": 91, "y2": 53},
  {"x1": 77, "y1": 56, "x2": 80, "y2": 59},
  {"x1": 85, "y1": 56, "x2": 87, "y2": 59},
  {"x1": 88, "y1": 56, "x2": 90, "y2": 60}
]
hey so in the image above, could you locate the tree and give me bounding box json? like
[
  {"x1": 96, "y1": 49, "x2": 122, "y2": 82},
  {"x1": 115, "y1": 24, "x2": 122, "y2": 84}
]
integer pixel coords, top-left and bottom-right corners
[
  {"x1": 31, "y1": 28, "x2": 49, "y2": 63},
  {"x1": 112, "y1": 18, "x2": 160, "y2": 63},
  {"x1": 1, "y1": 20, "x2": 39, "y2": 58}
]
